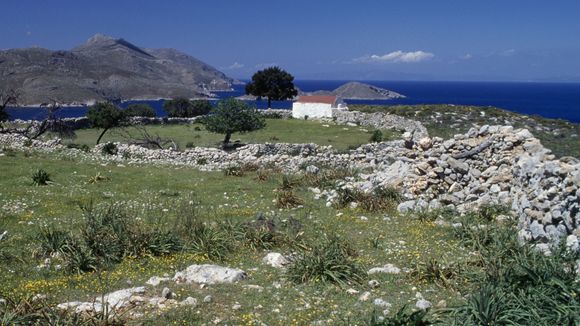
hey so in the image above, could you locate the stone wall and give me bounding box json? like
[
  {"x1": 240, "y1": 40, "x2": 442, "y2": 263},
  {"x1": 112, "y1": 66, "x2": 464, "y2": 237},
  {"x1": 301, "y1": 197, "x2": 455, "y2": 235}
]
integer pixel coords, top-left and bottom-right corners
[{"x1": 332, "y1": 110, "x2": 428, "y2": 141}]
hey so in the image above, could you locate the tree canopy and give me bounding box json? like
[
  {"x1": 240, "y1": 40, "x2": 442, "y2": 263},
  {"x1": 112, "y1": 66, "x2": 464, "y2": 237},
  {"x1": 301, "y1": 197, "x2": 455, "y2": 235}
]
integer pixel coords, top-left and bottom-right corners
[
  {"x1": 0, "y1": 90, "x2": 18, "y2": 128},
  {"x1": 203, "y1": 98, "x2": 266, "y2": 147},
  {"x1": 87, "y1": 102, "x2": 126, "y2": 144},
  {"x1": 163, "y1": 98, "x2": 212, "y2": 118},
  {"x1": 124, "y1": 103, "x2": 156, "y2": 117},
  {"x1": 245, "y1": 67, "x2": 298, "y2": 108}
]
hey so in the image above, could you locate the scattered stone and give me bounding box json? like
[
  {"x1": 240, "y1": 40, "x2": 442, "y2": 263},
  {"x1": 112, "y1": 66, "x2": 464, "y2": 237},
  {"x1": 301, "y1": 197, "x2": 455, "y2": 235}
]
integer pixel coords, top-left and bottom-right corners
[
  {"x1": 173, "y1": 264, "x2": 247, "y2": 284},
  {"x1": 262, "y1": 253, "x2": 289, "y2": 268},
  {"x1": 203, "y1": 295, "x2": 213, "y2": 303},
  {"x1": 373, "y1": 298, "x2": 392, "y2": 309},
  {"x1": 368, "y1": 264, "x2": 401, "y2": 275},
  {"x1": 181, "y1": 297, "x2": 198, "y2": 307},
  {"x1": 146, "y1": 276, "x2": 171, "y2": 287},
  {"x1": 358, "y1": 291, "x2": 371, "y2": 302},
  {"x1": 368, "y1": 280, "x2": 380, "y2": 288},
  {"x1": 415, "y1": 299, "x2": 432, "y2": 310}
]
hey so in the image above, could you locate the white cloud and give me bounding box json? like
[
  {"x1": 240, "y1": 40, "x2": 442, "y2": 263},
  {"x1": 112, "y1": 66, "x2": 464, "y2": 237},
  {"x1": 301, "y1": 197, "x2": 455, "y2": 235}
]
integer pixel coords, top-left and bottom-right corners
[
  {"x1": 461, "y1": 53, "x2": 472, "y2": 60},
  {"x1": 356, "y1": 50, "x2": 434, "y2": 63},
  {"x1": 222, "y1": 62, "x2": 244, "y2": 70},
  {"x1": 499, "y1": 49, "x2": 516, "y2": 57}
]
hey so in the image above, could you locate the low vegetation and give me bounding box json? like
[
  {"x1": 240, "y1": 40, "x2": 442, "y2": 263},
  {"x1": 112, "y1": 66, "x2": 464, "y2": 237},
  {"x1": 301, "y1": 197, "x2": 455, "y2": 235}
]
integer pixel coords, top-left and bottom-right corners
[
  {"x1": 353, "y1": 104, "x2": 580, "y2": 158},
  {"x1": 1, "y1": 109, "x2": 578, "y2": 324}
]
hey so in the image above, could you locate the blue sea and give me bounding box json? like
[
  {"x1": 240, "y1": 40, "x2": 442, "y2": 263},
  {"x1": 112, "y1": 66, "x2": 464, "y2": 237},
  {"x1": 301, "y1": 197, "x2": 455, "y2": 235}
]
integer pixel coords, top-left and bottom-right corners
[{"x1": 7, "y1": 81, "x2": 580, "y2": 123}]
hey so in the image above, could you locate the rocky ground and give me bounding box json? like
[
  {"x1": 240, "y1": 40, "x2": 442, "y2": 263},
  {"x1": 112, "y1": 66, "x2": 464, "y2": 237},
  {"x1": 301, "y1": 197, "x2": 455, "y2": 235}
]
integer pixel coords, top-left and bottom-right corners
[{"x1": 1, "y1": 107, "x2": 578, "y2": 322}]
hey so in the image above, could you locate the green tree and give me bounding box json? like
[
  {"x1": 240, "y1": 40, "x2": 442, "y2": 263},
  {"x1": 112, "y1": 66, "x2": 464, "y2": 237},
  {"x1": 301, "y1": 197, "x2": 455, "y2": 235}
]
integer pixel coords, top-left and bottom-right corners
[
  {"x1": 245, "y1": 67, "x2": 298, "y2": 108},
  {"x1": 87, "y1": 102, "x2": 125, "y2": 144},
  {"x1": 203, "y1": 98, "x2": 266, "y2": 147},
  {"x1": 124, "y1": 103, "x2": 156, "y2": 117},
  {"x1": 0, "y1": 90, "x2": 18, "y2": 129},
  {"x1": 163, "y1": 98, "x2": 212, "y2": 118}
]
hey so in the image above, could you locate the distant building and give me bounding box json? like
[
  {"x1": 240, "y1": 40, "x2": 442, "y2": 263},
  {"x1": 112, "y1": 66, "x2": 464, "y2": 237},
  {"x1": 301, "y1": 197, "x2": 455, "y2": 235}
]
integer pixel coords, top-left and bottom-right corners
[{"x1": 291, "y1": 95, "x2": 347, "y2": 119}]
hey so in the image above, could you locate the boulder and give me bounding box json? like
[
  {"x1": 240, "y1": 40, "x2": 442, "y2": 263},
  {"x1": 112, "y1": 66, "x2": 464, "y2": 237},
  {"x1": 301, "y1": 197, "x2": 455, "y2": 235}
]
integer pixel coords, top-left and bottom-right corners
[{"x1": 173, "y1": 264, "x2": 247, "y2": 284}]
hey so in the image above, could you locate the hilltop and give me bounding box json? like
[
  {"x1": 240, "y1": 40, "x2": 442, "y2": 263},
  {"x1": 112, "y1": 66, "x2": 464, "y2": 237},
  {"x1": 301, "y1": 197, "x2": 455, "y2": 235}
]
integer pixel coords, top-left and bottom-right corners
[
  {"x1": 307, "y1": 81, "x2": 405, "y2": 100},
  {"x1": 0, "y1": 34, "x2": 234, "y2": 105}
]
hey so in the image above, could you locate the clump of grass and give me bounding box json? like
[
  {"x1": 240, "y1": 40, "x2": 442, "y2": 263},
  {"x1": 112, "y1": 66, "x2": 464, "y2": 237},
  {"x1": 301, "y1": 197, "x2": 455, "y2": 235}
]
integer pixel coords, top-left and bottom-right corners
[
  {"x1": 37, "y1": 227, "x2": 72, "y2": 257},
  {"x1": 369, "y1": 305, "x2": 434, "y2": 326},
  {"x1": 196, "y1": 157, "x2": 208, "y2": 165},
  {"x1": 415, "y1": 207, "x2": 457, "y2": 222},
  {"x1": 445, "y1": 208, "x2": 579, "y2": 325},
  {"x1": 369, "y1": 130, "x2": 383, "y2": 143},
  {"x1": 66, "y1": 143, "x2": 90, "y2": 152},
  {"x1": 255, "y1": 168, "x2": 270, "y2": 181},
  {"x1": 87, "y1": 172, "x2": 108, "y2": 184},
  {"x1": 409, "y1": 258, "x2": 461, "y2": 288},
  {"x1": 224, "y1": 165, "x2": 243, "y2": 177},
  {"x1": 185, "y1": 141, "x2": 195, "y2": 149},
  {"x1": 300, "y1": 167, "x2": 356, "y2": 189},
  {"x1": 287, "y1": 235, "x2": 365, "y2": 286},
  {"x1": 335, "y1": 186, "x2": 401, "y2": 212},
  {"x1": 101, "y1": 142, "x2": 118, "y2": 155},
  {"x1": 276, "y1": 175, "x2": 304, "y2": 208},
  {"x1": 31, "y1": 169, "x2": 51, "y2": 186}
]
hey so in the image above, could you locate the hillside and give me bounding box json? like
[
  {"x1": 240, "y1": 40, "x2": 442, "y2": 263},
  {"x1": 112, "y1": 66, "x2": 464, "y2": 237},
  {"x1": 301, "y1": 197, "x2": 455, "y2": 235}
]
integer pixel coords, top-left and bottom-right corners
[
  {"x1": 307, "y1": 81, "x2": 405, "y2": 100},
  {"x1": 0, "y1": 34, "x2": 234, "y2": 104}
]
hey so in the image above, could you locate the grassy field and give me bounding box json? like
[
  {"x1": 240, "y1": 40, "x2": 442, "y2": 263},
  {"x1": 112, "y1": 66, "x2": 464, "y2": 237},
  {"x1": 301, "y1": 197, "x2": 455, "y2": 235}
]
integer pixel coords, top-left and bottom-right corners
[
  {"x1": 51, "y1": 119, "x2": 400, "y2": 151},
  {"x1": 353, "y1": 104, "x2": 580, "y2": 158},
  {"x1": 0, "y1": 149, "x2": 470, "y2": 324},
  {"x1": 2, "y1": 113, "x2": 578, "y2": 324}
]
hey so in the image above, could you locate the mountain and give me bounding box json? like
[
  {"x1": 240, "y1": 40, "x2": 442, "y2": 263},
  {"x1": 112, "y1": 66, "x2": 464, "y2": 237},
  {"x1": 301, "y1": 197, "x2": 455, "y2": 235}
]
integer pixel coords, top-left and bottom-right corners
[
  {"x1": 0, "y1": 34, "x2": 234, "y2": 105},
  {"x1": 306, "y1": 82, "x2": 405, "y2": 99}
]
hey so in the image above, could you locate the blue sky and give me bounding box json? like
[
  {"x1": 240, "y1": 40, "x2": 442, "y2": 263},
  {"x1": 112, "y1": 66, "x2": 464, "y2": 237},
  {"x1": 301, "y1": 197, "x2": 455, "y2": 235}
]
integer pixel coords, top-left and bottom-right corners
[{"x1": 2, "y1": 0, "x2": 580, "y2": 81}]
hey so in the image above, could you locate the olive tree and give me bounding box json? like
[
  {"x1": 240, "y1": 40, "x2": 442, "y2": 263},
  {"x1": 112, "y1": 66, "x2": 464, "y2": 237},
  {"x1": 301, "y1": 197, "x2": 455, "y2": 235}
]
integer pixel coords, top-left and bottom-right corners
[
  {"x1": 87, "y1": 102, "x2": 126, "y2": 144},
  {"x1": 203, "y1": 98, "x2": 265, "y2": 147},
  {"x1": 0, "y1": 90, "x2": 18, "y2": 129},
  {"x1": 124, "y1": 103, "x2": 156, "y2": 117},
  {"x1": 245, "y1": 67, "x2": 298, "y2": 108}
]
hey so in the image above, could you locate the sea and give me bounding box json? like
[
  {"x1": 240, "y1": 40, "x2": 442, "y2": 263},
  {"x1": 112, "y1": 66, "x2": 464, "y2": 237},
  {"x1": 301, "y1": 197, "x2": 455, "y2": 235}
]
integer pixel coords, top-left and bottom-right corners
[{"x1": 6, "y1": 81, "x2": 580, "y2": 123}]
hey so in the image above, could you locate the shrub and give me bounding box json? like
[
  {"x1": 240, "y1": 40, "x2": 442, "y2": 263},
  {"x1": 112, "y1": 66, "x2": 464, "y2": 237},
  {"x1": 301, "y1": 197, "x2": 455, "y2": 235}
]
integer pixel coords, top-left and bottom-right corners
[
  {"x1": 124, "y1": 103, "x2": 156, "y2": 117},
  {"x1": 335, "y1": 186, "x2": 401, "y2": 212},
  {"x1": 196, "y1": 158, "x2": 207, "y2": 165},
  {"x1": 31, "y1": 169, "x2": 51, "y2": 186},
  {"x1": 101, "y1": 142, "x2": 118, "y2": 155},
  {"x1": 224, "y1": 165, "x2": 243, "y2": 177},
  {"x1": 276, "y1": 190, "x2": 304, "y2": 208},
  {"x1": 287, "y1": 235, "x2": 365, "y2": 286},
  {"x1": 164, "y1": 98, "x2": 212, "y2": 118},
  {"x1": 37, "y1": 227, "x2": 72, "y2": 257},
  {"x1": 370, "y1": 130, "x2": 383, "y2": 143},
  {"x1": 369, "y1": 305, "x2": 434, "y2": 326},
  {"x1": 87, "y1": 172, "x2": 108, "y2": 184},
  {"x1": 66, "y1": 143, "x2": 90, "y2": 152},
  {"x1": 185, "y1": 142, "x2": 195, "y2": 149}
]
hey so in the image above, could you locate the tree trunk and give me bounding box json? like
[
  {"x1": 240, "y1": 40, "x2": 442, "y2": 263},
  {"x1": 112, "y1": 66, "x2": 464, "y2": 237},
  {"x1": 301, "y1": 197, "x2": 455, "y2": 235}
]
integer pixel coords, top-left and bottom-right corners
[
  {"x1": 267, "y1": 97, "x2": 271, "y2": 109},
  {"x1": 223, "y1": 132, "x2": 232, "y2": 146},
  {"x1": 96, "y1": 128, "x2": 109, "y2": 144}
]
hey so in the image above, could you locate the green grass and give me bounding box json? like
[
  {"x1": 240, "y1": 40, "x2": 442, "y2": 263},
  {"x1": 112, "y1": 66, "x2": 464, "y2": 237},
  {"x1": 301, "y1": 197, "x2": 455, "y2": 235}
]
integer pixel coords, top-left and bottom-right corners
[
  {"x1": 0, "y1": 150, "x2": 469, "y2": 324},
  {"x1": 53, "y1": 118, "x2": 400, "y2": 151},
  {"x1": 353, "y1": 104, "x2": 580, "y2": 158}
]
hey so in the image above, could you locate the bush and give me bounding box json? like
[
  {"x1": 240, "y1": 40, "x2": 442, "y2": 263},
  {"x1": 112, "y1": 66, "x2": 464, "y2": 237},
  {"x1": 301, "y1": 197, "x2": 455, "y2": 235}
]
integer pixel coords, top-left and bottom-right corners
[
  {"x1": 164, "y1": 98, "x2": 212, "y2": 118},
  {"x1": 369, "y1": 305, "x2": 434, "y2": 326},
  {"x1": 37, "y1": 227, "x2": 72, "y2": 257},
  {"x1": 287, "y1": 235, "x2": 365, "y2": 286},
  {"x1": 124, "y1": 103, "x2": 156, "y2": 117},
  {"x1": 446, "y1": 212, "x2": 579, "y2": 325},
  {"x1": 185, "y1": 142, "x2": 195, "y2": 149},
  {"x1": 276, "y1": 190, "x2": 304, "y2": 208},
  {"x1": 66, "y1": 143, "x2": 90, "y2": 152},
  {"x1": 101, "y1": 142, "x2": 118, "y2": 155},
  {"x1": 31, "y1": 169, "x2": 51, "y2": 186},
  {"x1": 224, "y1": 165, "x2": 243, "y2": 177},
  {"x1": 370, "y1": 130, "x2": 383, "y2": 143},
  {"x1": 335, "y1": 186, "x2": 401, "y2": 212}
]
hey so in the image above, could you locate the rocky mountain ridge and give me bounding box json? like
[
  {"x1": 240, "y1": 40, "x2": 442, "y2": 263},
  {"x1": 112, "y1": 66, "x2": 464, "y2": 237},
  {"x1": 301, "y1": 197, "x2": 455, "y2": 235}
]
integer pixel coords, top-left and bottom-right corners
[{"x1": 0, "y1": 34, "x2": 234, "y2": 105}]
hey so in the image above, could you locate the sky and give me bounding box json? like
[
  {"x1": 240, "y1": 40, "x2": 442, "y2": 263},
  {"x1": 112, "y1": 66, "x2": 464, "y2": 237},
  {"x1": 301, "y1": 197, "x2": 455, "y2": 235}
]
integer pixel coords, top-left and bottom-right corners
[{"x1": 2, "y1": 0, "x2": 580, "y2": 82}]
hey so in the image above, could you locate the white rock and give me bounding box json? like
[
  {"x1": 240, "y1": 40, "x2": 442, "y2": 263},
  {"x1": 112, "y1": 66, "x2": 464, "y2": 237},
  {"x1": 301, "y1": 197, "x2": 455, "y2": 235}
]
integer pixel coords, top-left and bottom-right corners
[
  {"x1": 262, "y1": 252, "x2": 289, "y2": 268},
  {"x1": 346, "y1": 288, "x2": 359, "y2": 295},
  {"x1": 173, "y1": 264, "x2": 247, "y2": 284},
  {"x1": 368, "y1": 280, "x2": 380, "y2": 288},
  {"x1": 373, "y1": 298, "x2": 392, "y2": 308},
  {"x1": 368, "y1": 264, "x2": 401, "y2": 275},
  {"x1": 57, "y1": 301, "x2": 103, "y2": 314},
  {"x1": 203, "y1": 295, "x2": 213, "y2": 303},
  {"x1": 415, "y1": 299, "x2": 432, "y2": 310},
  {"x1": 358, "y1": 291, "x2": 371, "y2": 302},
  {"x1": 96, "y1": 287, "x2": 146, "y2": 309},
  {"x1": 146, "y1": 276, "x2": 171, "y2": 286}
]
